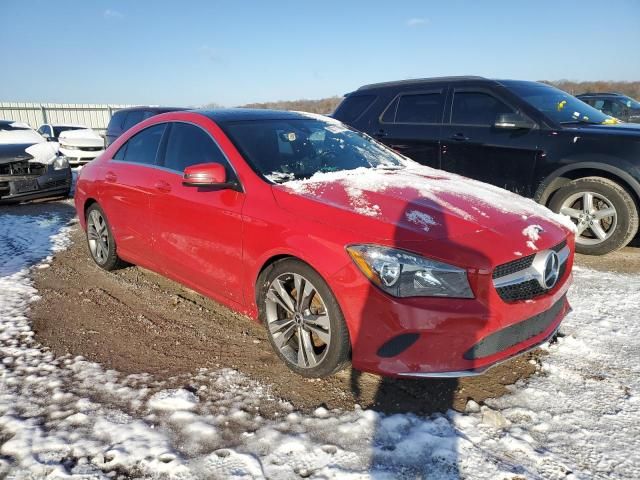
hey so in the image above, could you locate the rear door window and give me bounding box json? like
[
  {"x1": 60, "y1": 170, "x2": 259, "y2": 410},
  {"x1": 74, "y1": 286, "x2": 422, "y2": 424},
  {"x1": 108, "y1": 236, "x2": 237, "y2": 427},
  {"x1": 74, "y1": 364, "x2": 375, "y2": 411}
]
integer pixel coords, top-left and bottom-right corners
[
  {"x1": 451, "y1": 91, "x2": 515, "y2": 126},
  {"x1": 113, "y1": 124, "x2": 166, "y2": 165},
  {"x1": 383, "y1": 92, "x2": 445, "y2": 124},
  {"x1": 162, "y1": 122, "x2": 232, "y2": 174}
]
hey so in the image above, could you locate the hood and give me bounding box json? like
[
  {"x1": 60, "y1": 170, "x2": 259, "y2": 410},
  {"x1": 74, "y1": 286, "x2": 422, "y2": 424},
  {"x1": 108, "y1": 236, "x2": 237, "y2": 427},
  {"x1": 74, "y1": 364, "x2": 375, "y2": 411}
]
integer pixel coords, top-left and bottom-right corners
[
  {"x1": 59, "y1": 128, "x2": 105, "y2": 148},
  {"x1": 272, "y1": 164, "x2": 573, "y2": 266},
  {"x1": 0, "y1": 143, "x2": 35, "y2": 165}
]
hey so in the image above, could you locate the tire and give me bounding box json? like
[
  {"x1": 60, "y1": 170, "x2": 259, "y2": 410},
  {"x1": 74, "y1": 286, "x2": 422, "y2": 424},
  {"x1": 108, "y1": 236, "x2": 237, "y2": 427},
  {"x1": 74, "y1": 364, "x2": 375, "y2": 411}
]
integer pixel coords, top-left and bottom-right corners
[
  {"x1": 257, "y1": 258, "x2": 351, "y2": 378},
  {"x1": 549, "y1": 176, "x2": 639, "y2": 255},
  {"x1": 85, "y1": 203, "x2": 126, "y2": 271}
]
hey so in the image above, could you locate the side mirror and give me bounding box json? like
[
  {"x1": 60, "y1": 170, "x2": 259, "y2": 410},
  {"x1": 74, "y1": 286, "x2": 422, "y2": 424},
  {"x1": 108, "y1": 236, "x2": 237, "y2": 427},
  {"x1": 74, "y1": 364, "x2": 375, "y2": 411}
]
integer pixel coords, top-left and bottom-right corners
[
  {"x1": 183, "y1": 162, "x2": 229, "y2": 187},
  {"x1": 495, "y1": 113, "x2": 535, "y2": 130},
  {"x1": 41, "y1": 132, "x2": 53, "y2": 141}
]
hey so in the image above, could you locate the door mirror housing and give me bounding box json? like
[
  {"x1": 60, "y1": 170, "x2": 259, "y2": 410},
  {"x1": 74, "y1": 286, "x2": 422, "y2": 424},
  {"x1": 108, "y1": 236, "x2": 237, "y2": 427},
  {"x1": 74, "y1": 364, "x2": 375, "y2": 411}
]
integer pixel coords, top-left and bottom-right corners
[
  {"x1": 183, "y1": 162, "x2": 228, "y2": 187},
  {"x1": 495, "y1": 113, "x2": 535, "y2": 130}
]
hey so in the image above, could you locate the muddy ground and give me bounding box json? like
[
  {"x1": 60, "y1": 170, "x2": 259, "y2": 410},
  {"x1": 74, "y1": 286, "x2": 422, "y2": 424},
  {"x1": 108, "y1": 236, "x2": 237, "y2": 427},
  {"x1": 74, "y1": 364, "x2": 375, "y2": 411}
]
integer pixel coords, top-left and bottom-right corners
[{"x1": 21, "y1": 203, "x2": 639, "y2": 416}]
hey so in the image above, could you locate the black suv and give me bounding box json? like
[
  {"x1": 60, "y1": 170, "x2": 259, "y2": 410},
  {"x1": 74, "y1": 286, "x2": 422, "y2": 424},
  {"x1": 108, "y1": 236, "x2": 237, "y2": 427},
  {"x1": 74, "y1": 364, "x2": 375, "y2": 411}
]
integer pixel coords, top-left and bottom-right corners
[
  {"x1": 576, "y1": 93, "x2": 640, "y2": 124},
  {"x1": 333, "y1": 77, "x2": 640, "y2": 255},
  {"x1": 106, "y1": 106, "x2": 186, "y2": 146}
]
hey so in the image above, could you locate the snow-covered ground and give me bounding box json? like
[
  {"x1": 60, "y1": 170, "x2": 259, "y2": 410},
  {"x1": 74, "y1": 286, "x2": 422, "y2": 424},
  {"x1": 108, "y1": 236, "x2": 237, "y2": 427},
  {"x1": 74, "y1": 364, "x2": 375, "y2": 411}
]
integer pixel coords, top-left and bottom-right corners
[{"x1": 0, "y1": 208, "x2": 638, "y2": 479}]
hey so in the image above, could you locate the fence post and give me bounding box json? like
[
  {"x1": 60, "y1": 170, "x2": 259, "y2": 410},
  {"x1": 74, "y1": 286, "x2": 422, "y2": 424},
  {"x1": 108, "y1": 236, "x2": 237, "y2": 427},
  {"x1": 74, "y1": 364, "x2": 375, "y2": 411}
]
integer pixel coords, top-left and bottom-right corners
[{"x1": 40, "y1": 105, "x2": 48, "y2": 125}]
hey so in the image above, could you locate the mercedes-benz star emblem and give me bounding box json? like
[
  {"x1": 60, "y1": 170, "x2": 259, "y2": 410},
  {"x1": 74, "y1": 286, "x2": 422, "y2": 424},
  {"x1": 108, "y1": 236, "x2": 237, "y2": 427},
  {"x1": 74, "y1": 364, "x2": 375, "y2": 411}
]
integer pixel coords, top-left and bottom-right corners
[{"x1": 542, "y1": 251, "x2": 560, "y2": 289}]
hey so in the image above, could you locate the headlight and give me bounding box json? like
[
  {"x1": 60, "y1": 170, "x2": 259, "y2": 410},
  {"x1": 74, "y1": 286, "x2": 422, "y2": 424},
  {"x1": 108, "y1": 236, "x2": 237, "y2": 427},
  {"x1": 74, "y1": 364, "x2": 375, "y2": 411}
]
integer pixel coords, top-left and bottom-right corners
[
  {"x1": 53, "y1": 156, "x2": 69, "y2": 170},
  {"x1": 346, "y1": 244, "x2": 473, "y2": 298},
  {"x1": 61, "y1": 144, "x2": 78, "y2": 150}
]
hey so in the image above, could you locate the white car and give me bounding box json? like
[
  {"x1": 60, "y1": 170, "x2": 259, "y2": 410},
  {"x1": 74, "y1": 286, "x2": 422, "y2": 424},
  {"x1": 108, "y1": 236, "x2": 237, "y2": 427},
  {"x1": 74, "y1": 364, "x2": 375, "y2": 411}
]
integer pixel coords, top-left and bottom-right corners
[
  {"x1": 0, "y1": 121, "x2": 46, "y2": 144},
  {"x1": 58, "y1": 128, "x2": 105, "y2": 165},
  {"x1": 37, "y1": 123, "x2": 86, "y2": 142}
]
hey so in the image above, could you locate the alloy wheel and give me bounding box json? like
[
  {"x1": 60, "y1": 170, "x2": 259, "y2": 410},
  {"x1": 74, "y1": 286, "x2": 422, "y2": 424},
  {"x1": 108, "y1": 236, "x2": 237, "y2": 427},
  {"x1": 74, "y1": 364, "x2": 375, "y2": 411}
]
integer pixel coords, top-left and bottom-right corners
[
  {"x1": 265, "y1": 273, "x2": 331, "y2": 369},
  {"x1": 559, "y1": 191, "x2": 617, "y2": 246},
  {"x1": 87, "y1": 209, "x2": 110, "y2": 264}
]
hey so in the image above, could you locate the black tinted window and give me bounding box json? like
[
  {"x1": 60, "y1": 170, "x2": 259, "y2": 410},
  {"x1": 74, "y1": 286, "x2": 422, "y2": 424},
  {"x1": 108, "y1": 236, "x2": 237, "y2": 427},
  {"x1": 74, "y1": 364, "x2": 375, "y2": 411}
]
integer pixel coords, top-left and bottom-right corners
[
  {"x1": 115, "y1": 124, "x2": 166, "y2": 165},
  {"x1": 451, "y1": 91, "x2": 516, "y2": 126},
  {"x1": 122, "y1": 110, "x2": 146, "y2": 131},
  {"x1": 163, "y1": 122, "x2": 229, "y2": 173},
  {"x1": 394, "y1": 93, "x2": 444, "y2": 123},
  {"x1": 108, "y1": 110, "x2": 127, "y2": 132},
  {"x1": 335, "y1": 95, "x2": 375, "y2": 122}
]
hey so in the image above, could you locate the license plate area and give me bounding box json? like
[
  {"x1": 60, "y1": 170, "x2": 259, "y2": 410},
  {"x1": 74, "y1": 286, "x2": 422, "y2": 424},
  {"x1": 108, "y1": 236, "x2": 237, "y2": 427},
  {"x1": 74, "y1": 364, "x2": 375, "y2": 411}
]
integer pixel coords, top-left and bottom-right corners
[{"x1": 10, "y1": 179, "x2": 39, "y2": 194}]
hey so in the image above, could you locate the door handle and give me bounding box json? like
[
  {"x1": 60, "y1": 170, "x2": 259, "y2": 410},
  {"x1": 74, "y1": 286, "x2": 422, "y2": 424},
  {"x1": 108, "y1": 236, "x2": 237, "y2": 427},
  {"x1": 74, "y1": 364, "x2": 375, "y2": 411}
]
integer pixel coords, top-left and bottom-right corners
[
  {"x1": 449, "y1": 133, "x2": 470, "y2": 142},
  {"x1": 105, "y1": 171, "x2": 117, "y2": 182},
  {"x1": 154, "y1": 181, "x2": 172, "y2": 193}
]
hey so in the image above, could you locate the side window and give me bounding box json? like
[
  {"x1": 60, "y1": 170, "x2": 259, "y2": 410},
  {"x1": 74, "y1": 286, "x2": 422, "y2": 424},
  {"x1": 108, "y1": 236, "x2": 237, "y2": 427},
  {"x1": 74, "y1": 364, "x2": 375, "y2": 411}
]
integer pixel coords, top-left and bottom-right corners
[
  {"x1": 451, "y1": 91, "x2": 515, "y2": 126},
  {"x1": 163, "y1": 123, "x2": 232, "y2": 175},
  {"x1": 113, "y1": 124, "x2": 166, "y2": 165},
  {"x1": 108, "y1": 111, "x2": 126, "y2": 131},
  {"x1": 122, "y1": 110, "x2": 146, "y2": 131},
  {"x1": 335, "y1": 95, "x2": 376, "y2": 122},
  {"x1": 393, "y1": 93, "x2": 444, "y2": 124}
]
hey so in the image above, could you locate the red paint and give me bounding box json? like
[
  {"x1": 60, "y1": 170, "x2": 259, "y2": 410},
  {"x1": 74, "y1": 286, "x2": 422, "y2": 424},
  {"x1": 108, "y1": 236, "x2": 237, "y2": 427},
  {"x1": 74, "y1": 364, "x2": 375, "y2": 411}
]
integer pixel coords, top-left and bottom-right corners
[{"x1": 75, "y1": 111, "x2": 574, "y2": 377}]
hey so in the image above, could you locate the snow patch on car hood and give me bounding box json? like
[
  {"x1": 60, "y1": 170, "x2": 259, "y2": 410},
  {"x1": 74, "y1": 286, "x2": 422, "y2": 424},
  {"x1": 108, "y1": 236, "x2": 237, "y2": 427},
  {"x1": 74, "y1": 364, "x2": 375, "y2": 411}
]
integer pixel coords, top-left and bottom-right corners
[
  {"x1": 274, "y1": 162, "x2": 575, "y2": 242},
  {"x1": 58, "y1": 128, "x2": 104, "y2": 148}
]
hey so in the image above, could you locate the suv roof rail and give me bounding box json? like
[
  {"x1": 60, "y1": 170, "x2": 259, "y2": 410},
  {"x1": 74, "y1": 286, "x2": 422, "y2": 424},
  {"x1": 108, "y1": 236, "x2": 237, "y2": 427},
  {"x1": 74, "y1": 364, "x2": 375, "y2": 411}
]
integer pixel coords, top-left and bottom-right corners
[
  {"x1": 577, "y1": 92, "x2": 624, "y2": 97},
  {"x1": 357, "y1": 76, "x2": 487, "y2": 91}
]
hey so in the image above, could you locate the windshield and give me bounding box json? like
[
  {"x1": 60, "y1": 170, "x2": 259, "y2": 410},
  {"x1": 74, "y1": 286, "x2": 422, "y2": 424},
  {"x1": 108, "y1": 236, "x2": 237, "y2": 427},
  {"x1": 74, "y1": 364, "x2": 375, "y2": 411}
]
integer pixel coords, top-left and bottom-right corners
[
  {"x1": 221, "y1": 118, "x2": 406, "y2": 183},
  {"x1": 53, "y1": 126, "x2": 83, "y2": 136},
  {"x1": 506, "y1": 83, "x2": 617, "y2": 125},
  {"x1": 620, "y1": 96, "x2": 640, "y2": 110}
]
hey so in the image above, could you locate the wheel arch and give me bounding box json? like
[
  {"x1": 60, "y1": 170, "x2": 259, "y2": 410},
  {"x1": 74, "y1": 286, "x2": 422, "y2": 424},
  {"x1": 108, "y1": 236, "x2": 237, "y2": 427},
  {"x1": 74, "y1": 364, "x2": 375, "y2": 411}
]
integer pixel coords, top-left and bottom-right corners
[{"x1": 535, "y1": 162, "x2": 640, "y2": 208}]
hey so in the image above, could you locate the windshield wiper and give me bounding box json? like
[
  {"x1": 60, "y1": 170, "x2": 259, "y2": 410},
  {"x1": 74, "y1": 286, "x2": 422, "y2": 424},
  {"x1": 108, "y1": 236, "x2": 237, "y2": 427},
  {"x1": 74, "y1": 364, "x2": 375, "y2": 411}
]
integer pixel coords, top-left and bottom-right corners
[{"x1": 559, "y1": 119, "x2": 601, "y2": 125}]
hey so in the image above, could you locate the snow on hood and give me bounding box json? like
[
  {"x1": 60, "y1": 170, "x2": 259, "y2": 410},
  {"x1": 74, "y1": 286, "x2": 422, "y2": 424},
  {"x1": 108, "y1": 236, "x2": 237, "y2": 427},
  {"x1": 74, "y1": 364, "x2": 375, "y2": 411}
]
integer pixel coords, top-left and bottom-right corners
[
  {"x1": 58, "y1": 128, "x2": 104, "y2": 148},
  {"x1": 278, "y1": 161, "x2": 576, "y2": 234},
  {"x1": 273, "y1": 162, "x2": 576, "y2": 264},
  {"x1": 0, "y1": 129, "x2": 45, "y2": 145},
  {"x1": 25, "y1": 142, "x2": 60, "y2": 165}
]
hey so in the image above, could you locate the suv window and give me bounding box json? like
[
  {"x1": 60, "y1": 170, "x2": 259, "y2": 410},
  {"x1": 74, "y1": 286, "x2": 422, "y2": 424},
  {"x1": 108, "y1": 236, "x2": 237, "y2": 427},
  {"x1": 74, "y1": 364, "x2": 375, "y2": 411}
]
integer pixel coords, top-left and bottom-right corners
[
  {"x1": 113, "y1": 124, "x2": 166, "y2": 165},
  {"x1": 122, "y1": 110, "x2": 147, "y2": 132},
  {"x1": 391, "y1": 93, "x2": 444, "y2": 124},
  {"x1": 163, "y1": 122, "x2": 230, "y2": 173},
  {"x1": 335, "y1": 95, "x2": 375, "y2": 122},
  {"x1": 451, "y1": 91, "x2": 515, "y2": 126}
]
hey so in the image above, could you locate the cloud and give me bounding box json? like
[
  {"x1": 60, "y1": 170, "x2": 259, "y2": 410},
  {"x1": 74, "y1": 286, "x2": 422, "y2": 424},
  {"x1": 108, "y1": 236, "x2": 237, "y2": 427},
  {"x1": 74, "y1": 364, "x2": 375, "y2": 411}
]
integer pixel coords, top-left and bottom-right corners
[
  {"x1": 104, "y1": 9, "x2": 124, "y2": 19},
  {"x1": 406, "y1": 17, "x2": 427, "y2": 27}
]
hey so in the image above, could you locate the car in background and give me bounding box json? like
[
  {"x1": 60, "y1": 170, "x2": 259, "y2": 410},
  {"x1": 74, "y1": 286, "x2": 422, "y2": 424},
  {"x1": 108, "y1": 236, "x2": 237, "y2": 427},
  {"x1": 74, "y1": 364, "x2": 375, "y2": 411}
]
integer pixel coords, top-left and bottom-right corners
[
  {"x1": 0, "y1": 120, "x2": 46, "y2": 145},
  {"x1": 75, "y1": 109, "x2": 574, "y2": 378},
  {"x1": 105, "y1": 106, "x2": 186, "y2": 146},
  {"x1": 333, "y1": 77, "x2": 640, "y2": 255},
  {"x1": 0, "y1": 139, "x2": 71, "y2": 204},
  {"x1": 58, "y1": 128, "x2": 105, "y2": 166},
  {"x1": 576, "y1": 93, "x2": 640, "y2": 123},
  {"x1": 37, "y1": 123, "x2": 87, "y2": 141}
]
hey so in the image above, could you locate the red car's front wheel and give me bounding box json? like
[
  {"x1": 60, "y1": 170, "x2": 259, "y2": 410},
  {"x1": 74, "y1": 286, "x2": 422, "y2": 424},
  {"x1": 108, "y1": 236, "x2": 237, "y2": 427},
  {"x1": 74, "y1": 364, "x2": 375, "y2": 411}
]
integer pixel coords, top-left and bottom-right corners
[{"x1": 258, "y1": 259, "x2": 351, "y2": 378}]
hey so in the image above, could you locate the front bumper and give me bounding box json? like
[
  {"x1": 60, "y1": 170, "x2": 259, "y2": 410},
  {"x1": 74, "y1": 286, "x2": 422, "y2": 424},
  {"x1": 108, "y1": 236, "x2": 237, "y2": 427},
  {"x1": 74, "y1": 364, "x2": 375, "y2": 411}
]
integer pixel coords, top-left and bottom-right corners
[
  {"x1": 59, "y1": 147, "x2": 103, "y2": 164},
  {"x1": 0, "y1": 165, "x2": 72, "y2": 204},
  {"x1": 330, "y1": 250, "x2": 573, "y2": 378}
]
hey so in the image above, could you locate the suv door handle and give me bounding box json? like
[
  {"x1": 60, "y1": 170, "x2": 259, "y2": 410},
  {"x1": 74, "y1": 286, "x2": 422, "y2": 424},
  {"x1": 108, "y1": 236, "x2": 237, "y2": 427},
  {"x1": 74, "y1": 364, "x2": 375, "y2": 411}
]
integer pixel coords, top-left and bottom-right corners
[
  {"x1": 154, "y1": 181, "x2": 172, "y2": 193},
  {"x1": 449, "y1": 133, "x2": 470, "y2": 142},
  {"x1": 105, "y1": 171, "x2": 117, "y2": 182}
]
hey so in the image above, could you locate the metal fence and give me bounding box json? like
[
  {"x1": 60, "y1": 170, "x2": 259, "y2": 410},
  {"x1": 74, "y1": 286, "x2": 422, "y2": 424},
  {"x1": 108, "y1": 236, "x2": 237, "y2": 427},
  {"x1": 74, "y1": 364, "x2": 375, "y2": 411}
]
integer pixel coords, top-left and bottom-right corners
[{"x1": 0, "y1": 102, "x2": 136, "y2": 134}]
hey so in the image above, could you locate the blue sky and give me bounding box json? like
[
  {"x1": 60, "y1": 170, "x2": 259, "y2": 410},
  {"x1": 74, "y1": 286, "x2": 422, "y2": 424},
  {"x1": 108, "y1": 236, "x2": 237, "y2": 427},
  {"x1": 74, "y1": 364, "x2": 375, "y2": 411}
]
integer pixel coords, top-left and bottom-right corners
[{"x1": 2, "y1": 0, "x2": 639, "y2": 106}]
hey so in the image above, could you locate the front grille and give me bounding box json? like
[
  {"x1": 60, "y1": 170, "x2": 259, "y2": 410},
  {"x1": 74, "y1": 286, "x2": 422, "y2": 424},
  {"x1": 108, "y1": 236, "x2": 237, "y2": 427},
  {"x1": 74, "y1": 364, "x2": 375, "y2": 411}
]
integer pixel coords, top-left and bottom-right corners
[
  {"x1": 79, "y1": 146, "x2": 102, "y2": 152},
  {"x1": 493, "y1": 239, "x2": 569, "y2": 302},
  {"x1": 464, "y1": 295, "x2": 566, "y2": 360},
  {"x1": 0, "y1": 161, "x2": 46, "y2": 177}
]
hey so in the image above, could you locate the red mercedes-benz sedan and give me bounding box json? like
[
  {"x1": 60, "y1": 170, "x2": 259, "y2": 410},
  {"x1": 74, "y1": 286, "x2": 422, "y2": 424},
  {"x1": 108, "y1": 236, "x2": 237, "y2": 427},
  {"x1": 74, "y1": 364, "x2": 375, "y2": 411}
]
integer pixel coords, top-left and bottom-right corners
[{"x1": 75, "y1": 109, "x2": 575, "y2": 378}]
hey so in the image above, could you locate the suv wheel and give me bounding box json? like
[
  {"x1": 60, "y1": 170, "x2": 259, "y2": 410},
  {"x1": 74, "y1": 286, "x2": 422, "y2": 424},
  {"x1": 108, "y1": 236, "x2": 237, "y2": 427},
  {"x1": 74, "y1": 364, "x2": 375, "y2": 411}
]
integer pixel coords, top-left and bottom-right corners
[
  {"x1": 549, "y1": 176, "x2": 639, "y2": 255},
  {"x1": 258, "y1": 259, "x2": 351, "y2": 378}
]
